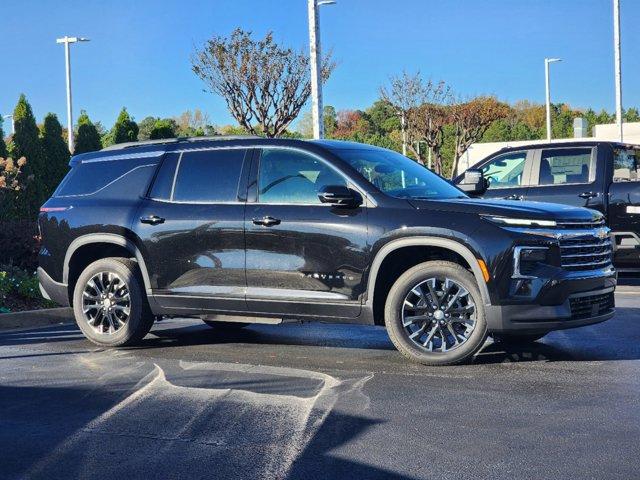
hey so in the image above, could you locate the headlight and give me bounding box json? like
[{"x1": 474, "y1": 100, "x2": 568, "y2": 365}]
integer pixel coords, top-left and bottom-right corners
[
  {"x1": 483, "y1": 216, "x2": 557, "y2": 228},
  {"x1": 513, "y1": 246, "x2": 549, "y2": 278}
]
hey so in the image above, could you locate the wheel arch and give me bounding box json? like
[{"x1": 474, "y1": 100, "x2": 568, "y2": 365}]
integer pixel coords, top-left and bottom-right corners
[
  {"x1": 64, "y1": 233, "x2": 152, "y2": 296},
  {"x1": 365, "y1": 237, "x2": 492, "y2": 324}
]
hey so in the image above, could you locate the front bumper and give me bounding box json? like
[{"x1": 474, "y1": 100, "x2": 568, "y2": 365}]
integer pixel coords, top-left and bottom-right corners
[
  {"x1": 38, "y1": 267, "x2": 70, "y2": 307},
  {"x1": 486, "y1": 270, "x2": 617, "y2": 334}
]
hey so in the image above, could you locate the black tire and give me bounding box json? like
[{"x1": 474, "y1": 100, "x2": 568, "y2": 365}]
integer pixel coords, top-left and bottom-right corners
[
  {"x1": 202, "y1": 320, "x2": 249, "y2": 330},
  {"x1": 385, "y1": 260, "x2": 488, "y2": 366},
  {"x1": 492, "y1": 333, "x2": 547, "y2": 344},
  {"x1": 73, "y1": 257, "x2": 154, "y2": 347}
]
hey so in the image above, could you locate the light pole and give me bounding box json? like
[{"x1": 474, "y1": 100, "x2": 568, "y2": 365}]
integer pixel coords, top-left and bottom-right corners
[
  {"x1": 2, "y1": 115, "x2": 14, "y2": 135},
  {"x1": 308, "y1": 0, "x2": 335, "y2": 140},
  {"x1": 56, "y1": 36, "x2": 90, "y2": 153},
  {"x1": 613, "y1": 0, "x2": 623, "y2": 141},
  {"x1": 545, "y1": 57, "x2": 561, "y2": 141}
]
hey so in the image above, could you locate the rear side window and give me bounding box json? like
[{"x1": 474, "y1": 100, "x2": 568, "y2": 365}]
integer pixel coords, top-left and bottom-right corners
[
  {"x1": 613, "y1": 148, "x2": 640, "y2": 181},
  {"x1": 172, "y1": 149, "x2": 246, "y2": 202},
  {"x1": 537, "y1": 148, "x2": 593, "y2": 185},
  {"x1": 56, "y1": 159, "x2": 155, "y2": 197},
  {"x1": 149, "y1": 154, "x2": 179, "y2": 200}
]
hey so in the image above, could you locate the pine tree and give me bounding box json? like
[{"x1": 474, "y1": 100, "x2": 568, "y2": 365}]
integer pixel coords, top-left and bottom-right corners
[
  {"x1": 74, "y1": 110, "x2": 102, "y2": 154},
  {"x1": 111, "y1": 107, "x2": 139, "y2": 144},
  {"x1": 8, "y1": 94, "x2": 47, "y2": 219},
  {"x1": 40, "y1": 113, "x2": 70, "y2": 194},
  {"x1": 0, "y1": 116, "x2": 7, "y2": 158},
  {"x1": 150, "y1": 119, "x2": 177, "y2": 139}
]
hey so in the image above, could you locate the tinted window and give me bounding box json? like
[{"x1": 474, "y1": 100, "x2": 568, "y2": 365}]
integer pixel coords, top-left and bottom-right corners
[
  {"x1": 538, "y1": 148, "x2": 592, "y2": 185},
  {"x1": 613, "y1": 148, "x2": 640, "y2": 182},
  {"x1": 332, "y1": 147, "x2": 464, "y2": 200},
  {"x1": 258, "y1": 148, "x2": 346, "y2": 204},
  {"x1": 149, "y1": 154, "x2": 179, "y2": 200},
  {"x1": 481, "y1": 152, "x2": 527, "y2": 189},
  {"x1": 56, "y1": 159, "x2": 154, "y2": 197},
  {"x1": 172, "y1": 149, "x2": 246, "y2": 202}
]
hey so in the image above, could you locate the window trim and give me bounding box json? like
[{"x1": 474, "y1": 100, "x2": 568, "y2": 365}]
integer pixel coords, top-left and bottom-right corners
[
  {"x1": 253, "y1": 146, "x2": 365, "y2": 206},
  {"x1": 147, "y1": 147, "x2": 250, "y2": 205},
  {"x1": 530, "y1": 146, "x2": 596, "y2": 187},
  {"x1": 478, "y1": 150, "x2": 534, "y2": 190}
]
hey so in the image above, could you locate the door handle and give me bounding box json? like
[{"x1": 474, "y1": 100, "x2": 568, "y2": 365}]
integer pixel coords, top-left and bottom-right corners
[
  {"x1": 578, "y1": 191, "x2": 598, "y2": 199},
  {"x1": 503, "y1": 194, "x2": 523, "y2": 200},
  {"x1": 140, "y1": 215, "x2": 165, "y2": 225},
  {"x1": 252, "y1": 216, "x2": 281, "y2": 227}
]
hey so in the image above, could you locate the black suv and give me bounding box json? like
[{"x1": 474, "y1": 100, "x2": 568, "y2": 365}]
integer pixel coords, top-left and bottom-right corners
[
  {"x1": 454, "y1": 141, "x2": 640, "y2": 271},
  {"x1": 38, "y1": 137, "x2": 616, "y2": 365}
]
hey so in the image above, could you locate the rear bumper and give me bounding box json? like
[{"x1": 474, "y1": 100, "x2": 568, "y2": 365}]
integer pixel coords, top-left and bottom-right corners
[
  {"x1": 486, "y1": 271, "x2": 617, "y2": 334},
  {"x1": 38, "y1": 267, "x2": 69, "y2": 307}
]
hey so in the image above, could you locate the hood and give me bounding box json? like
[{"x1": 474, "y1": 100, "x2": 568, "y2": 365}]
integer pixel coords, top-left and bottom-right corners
[{"x1": 408, "y1": 197, "x2": 604, "y2": 223}]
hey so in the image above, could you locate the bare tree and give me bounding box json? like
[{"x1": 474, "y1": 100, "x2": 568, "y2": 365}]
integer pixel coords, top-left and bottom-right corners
[
  {"x1": 450, "y1": 96, "x2": 510, "y2": 177},
  {"x1": 408, "y1": 102, "x2": 452, "y2": 174},
  {"x1": 192, "y1": 28, "x2": 335, "y2": 138}
]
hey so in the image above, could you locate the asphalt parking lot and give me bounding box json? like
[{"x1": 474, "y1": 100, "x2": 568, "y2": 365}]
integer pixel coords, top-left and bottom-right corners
[{"x1": 1, "y1": 281, "x2": 639, "y2": 480}]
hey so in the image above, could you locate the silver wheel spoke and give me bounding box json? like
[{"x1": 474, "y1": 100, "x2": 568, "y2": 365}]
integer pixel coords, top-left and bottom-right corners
[
  {"x1": 402, "y1": 276, "x2": 476, "y2": 354},
  {"x1": 83, "y1": 271, "x2": 130, "y2": 336}
]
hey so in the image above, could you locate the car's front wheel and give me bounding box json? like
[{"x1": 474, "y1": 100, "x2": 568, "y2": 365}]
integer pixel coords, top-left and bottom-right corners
[
  {"x1": 72, "y1": 257, "x2": 155, "y2": 347},
  {"x1": 385, "y1": 261, "x2": 488, "y2": 366}
]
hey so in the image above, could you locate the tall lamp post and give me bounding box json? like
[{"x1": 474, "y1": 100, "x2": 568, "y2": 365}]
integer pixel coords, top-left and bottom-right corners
[
  {"x1": 613, "y1": 0, "x2": 623, "y2": 141},
  {"x1": 56, "y1": 36, "x2": 90, "y2": 153},
  {"x1": 308, "y1": 0, "x2": 335, "y2": 140},
  {"x1": 545, "y1": 57, "x2": 561, "y2": 141}
]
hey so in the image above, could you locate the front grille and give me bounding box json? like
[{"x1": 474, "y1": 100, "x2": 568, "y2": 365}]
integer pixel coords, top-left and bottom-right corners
[
  {"x1": 559, "y1": 235, "x2": 613, "y2": 271},
  {"x1": 556, "y1": 218, "x2": 606, "y2": 229},
  {"x1": 570, "y1": 292, "x2": 614, "y2": 319}
]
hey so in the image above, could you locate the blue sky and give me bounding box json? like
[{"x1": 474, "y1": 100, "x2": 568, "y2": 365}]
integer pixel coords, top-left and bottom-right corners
[{"x1": 1, "y1": 0, "x2": 638, "y2": 130}]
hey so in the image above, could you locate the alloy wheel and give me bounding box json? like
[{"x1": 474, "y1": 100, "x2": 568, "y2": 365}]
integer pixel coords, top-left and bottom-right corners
[
  {"x1": 81, "y1": 271, "x2": 131, "y2": 335},
  {"x1": 401, "y1": 277, "x2": 477, "y2": 353}
]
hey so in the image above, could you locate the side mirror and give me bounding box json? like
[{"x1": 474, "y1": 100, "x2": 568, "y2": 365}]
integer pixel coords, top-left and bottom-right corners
[
  {"x1": 457, "y1": 168, "x2": 488, "y2": 196},
  {"x1": 318, "y1": 185, "x2": 361, "y2": 208}
]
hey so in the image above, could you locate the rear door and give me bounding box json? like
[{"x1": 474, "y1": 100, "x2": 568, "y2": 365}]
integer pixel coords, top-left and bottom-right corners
[
  {"x1": 134, "y1": 147, "x2": 250, "y2": 313},
  {"x1": 474, "y1": 150, "x2": 533, "y2": 201},
  {"x1": 524, "y1": 146, "x2": 605, "y2": 213}
]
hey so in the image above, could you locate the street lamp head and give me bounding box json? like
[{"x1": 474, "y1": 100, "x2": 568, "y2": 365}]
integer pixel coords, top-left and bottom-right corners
[
  {"x1": 56, "y1": 36, "x2": 90, "y2": 44},
  {"x1": 545, "y1": 57, "x2": 562, "y2": 64},
  {"x1": 317, "y1": 0, "x2": 336, "y2": 5}
]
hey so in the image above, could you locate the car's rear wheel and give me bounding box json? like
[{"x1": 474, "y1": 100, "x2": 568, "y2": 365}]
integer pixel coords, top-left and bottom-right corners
[
  {"x1": 492, "y1": 333, "x2": 547, "y2": 344},
  {"x1": 385, "y1": 261, "x2": 487, "y2": 366},
  {"x1": 73, "y1": 257, "x2": 154, "y2": 347}
]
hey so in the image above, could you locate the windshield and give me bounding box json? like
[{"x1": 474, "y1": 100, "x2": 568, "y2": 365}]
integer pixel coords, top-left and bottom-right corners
[{"x1": 331, "y1": 147, "x2": 466, "y2": 200}]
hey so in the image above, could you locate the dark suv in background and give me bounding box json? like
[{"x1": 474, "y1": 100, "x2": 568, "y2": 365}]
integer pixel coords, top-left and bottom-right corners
[
  {"x1": 38, "y1": 137, "x2": 616, "y2": 365},
  {"x1": 454, "y1": 140, "x2": 640, "y2": 271}
]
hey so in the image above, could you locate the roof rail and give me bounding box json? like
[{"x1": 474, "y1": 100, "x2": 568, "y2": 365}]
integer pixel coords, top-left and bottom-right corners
[{"x1": 100, "y1": 135, "x2": 261, "y2": 152}]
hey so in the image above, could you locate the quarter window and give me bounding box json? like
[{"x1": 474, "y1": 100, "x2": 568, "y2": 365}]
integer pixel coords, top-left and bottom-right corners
[
  {"x1": 258, "y1": 149, "x2": 346, "y2": 204},
  {"x1": 172, "y1": 149, "x2": 246, "y2": 202},
  {"x1": 481, "y1": 152, "x2": 527, "y2": 189},
  {"x1": 537, "y1": 148, "x2": 593, "y2": 185},
  {"x1": 613, "y1": 148, "x2": 640, "y2": 182}
]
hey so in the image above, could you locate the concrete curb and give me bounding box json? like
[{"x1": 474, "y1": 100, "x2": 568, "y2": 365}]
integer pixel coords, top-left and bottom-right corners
[{"x1": 0, "y1": 307, "x2": 74, "y2": 331}]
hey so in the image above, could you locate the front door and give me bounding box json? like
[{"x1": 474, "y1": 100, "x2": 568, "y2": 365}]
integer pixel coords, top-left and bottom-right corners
[
  {"x1": 134, "y1": 148, "x2": 250, "y2": 313},
  {"x1": 244, "y1": 147, "x2": 369, "y2": 319},
  {"x1": 476, "y1": 150, "x2": 533, "y2": 202},
  {"x1": 524, "y1": 146, "x2": 606, "y2": 213}
]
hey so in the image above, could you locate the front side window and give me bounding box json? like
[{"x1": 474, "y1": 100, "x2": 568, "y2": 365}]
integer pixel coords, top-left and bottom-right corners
[
  {"x1": 172, "y1": 149, "x2": 246, "y2": 202},
  {"x1": 537, "y1": 148, "x2": 593, "y2": 185},
  {"x1": 258, "y1": 148, "x2": 346, "y2": 204},
  {"x1": 613, "y1": 148, "x2": 640, "y2": 182},
  {"x1": 481, "y1": 152, "x2": 527, "y2": 189},
  {"x1": 330, "y1": 147, "x2": 464, "y2": 200}
]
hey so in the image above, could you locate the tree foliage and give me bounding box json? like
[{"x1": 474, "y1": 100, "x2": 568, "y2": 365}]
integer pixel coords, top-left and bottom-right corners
[
  {"x1": 108, "y1": 107, "x2": 139, "y2": 145},
  {"x1": 40, "y1": 113, "x2": 70, "y2": 190},
  {"x1": 150, "y1": 118, "x2": 178, "y2": 139},
  {"x1": 8, "y1": 95, "x2": 47, "y2": 218},
  {"x1": 0, "y1": 117, "x2": 7, "y2": 158},
  {"x1": 192, "y1": 28, "x2": 335, "y2": 137},
  {"x1": 74, "y1": 111, "x2": 103, "y2": 154}
]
